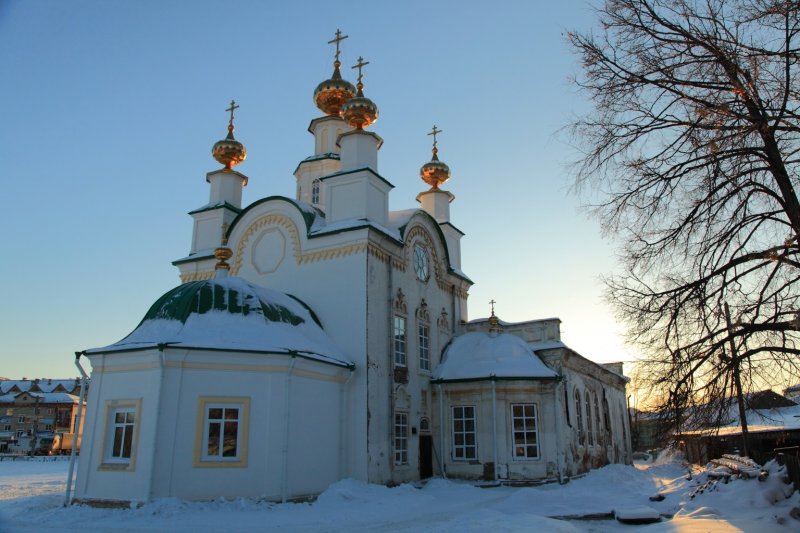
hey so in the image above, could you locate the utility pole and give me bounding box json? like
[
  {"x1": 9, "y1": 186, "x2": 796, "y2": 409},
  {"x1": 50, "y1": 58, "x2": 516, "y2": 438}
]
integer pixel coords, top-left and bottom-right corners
[{"x1": 724, "y1": 302, "x2": 750, "y2": 458}]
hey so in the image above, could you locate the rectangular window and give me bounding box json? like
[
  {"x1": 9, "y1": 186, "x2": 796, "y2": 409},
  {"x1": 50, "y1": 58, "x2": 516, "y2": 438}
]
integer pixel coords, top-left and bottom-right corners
[
  {"x1": 311, "y1": 179, "x2": 321, "y2": 205},
  {"x1": 452, "y1": 406, "x2": 477, "y2": 460},
  {"x1": 393, "y1": 316, "x2": 407, "y2": 367},
  {"x1": 17, "y1": 415, "x2": 24, "y2": 423},
  {"x1": 204, "y1": 405, "x2": 241, "y2": 460},
  {"x1": 99, "y1": 399, "x2": 141, "y2": 471},
  {"x1": 44, "y1": 424, "x2": 53, "y2": 431},
  {"x1": 511, "y1": 403, "x2": 539, "y2": 459},
  {"x1": 16, "y1": 430, "x2": 23, "y2": 438},
  {"x1": 418, "y1": 324, "x2": 430, "y2": 371},
  {"x1": 394, "y1": 412, "x2": 408, "y2": 465},
  {"x1": 194, "y1": 397, "x2": 250, "y2": 468},
  {"x1": 3, "y1": 424, "x2": 10, "y2": 431},
  {"x1": 109, "y1": 408, "x2": 136, "y2": 462}
]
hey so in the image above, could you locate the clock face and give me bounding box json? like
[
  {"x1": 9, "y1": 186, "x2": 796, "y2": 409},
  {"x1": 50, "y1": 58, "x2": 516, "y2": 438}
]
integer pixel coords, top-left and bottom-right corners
[{"x1": 413, "y1": 244, "x2": 429, "y2": 281}]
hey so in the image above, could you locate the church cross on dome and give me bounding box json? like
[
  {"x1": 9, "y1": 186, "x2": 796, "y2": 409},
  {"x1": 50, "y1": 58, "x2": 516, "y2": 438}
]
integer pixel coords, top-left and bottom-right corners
[
  {"x1": 225, "y1": 100, "x2": 239, "y2": 129},
  {"x1": 428, "y1": 125, "x2": 442, "y2": 150},
  {"x1": 328, "y1": 29, "x2": 349, "y2": 63},
  {"x1": 352, "y1": 56, "x2": 370, "y2": 86},
  {"x1": 489, "y1": 299, "x2": 496, "y2": 316}
]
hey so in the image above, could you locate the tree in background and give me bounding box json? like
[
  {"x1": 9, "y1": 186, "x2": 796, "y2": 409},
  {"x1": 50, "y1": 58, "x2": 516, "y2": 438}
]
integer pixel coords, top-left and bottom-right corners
[{"x1": 569, "y1": 0, "x2": 800, "y2": 436}]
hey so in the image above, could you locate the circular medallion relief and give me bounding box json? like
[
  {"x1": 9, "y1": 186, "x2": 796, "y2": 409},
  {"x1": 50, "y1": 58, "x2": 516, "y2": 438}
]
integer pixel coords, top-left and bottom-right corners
[{"x1": 251, "y1": 228, "x2": 286, "y2": 275}]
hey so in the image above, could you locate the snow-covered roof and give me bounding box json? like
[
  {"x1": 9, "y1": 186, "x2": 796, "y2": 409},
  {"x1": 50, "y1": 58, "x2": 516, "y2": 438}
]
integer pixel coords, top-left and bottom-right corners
[
  {"x1": 468, "y1": 316, "x2": 561, "y2": 326},
  {"x1": 84, "y1": 276, "x2": 353, "y2": 369},
  {"x1": 528, "y1": 340, "x2": 567, "y2": 352},
  {"x1": 432, "y1": 332, "x2": 559, "y2": 383},
  {"x1": 0, "y1": 392, "x2": 80, "y2": 404},
  {"x1": 387, "y1": 209, "x2": 418, "y2": 231},
  {"x1": 0, "y1": 380, "x2": 80, "y2": 394},
  {"x1": 682, "y1": 402, "x2": 800, "y2": 437}
]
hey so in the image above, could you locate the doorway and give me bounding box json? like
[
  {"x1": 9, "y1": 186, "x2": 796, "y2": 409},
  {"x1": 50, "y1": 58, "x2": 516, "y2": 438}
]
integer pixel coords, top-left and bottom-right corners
[{"x1": 419, "y1": 435, "x2": 433, "y2": 479}]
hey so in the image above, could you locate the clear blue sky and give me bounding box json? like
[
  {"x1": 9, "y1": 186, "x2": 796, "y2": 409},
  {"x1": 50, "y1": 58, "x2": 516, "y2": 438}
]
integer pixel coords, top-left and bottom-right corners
[{"x1": 0, "y1": 0, "x2": 637, "y2": 379}]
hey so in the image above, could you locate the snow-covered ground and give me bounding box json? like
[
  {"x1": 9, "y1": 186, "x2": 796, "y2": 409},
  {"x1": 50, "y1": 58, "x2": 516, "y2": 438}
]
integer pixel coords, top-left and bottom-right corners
[{"x1": 1, "y1": 454, "x2": 798, "y2": 532}]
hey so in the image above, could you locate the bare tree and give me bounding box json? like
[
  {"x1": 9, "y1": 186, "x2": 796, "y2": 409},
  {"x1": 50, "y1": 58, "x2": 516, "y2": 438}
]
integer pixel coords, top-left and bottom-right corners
[{"x1": 569, "y1": 0, "x2": 800, "y2": 434}]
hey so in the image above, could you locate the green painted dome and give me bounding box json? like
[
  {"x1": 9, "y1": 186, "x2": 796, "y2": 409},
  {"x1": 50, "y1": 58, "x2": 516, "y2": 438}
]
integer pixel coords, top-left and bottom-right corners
[
  {"x1": 140, "y1": 278, "x2": 314, "y2": 327},
  {"x1": 88, "y1": 276, "x2": 351, "y2": 368}
]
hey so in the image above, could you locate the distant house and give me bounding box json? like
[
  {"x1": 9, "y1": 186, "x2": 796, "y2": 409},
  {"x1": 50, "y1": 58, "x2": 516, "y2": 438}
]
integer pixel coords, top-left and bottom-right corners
[
  {"x1": 0, "y1": 379, "x2": 87, "y2": 455},
  {"x1": 679, "y1": 391, "x2": 800, "y2": 464},
  {"x1": 785, "y1": 384, "x2": 800, "y2": 404}
]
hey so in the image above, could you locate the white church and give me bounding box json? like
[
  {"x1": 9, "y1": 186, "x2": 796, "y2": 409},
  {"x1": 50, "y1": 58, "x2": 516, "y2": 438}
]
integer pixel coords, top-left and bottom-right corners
[{"x1": 73, "y1": 32, "x2": 632, "y2": 506}]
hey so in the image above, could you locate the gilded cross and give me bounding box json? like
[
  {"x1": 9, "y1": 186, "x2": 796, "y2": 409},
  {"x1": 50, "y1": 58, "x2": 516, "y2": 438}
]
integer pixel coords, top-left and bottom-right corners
[
  {"x1": 428, "y1": 125, "x2": 442, "y2": 149},
  {"x1": 489, "y1": 299, "x2": 496, "y2": 315},
  {"x1": 328, "y1": 29, "x2": 348, "y2": 62},
  {"x1": 352, "y1": 56, "x2": 369, "y2": 85},
  {"x1": 225, "y1": 100, "x2": 239, "y2": 127}
]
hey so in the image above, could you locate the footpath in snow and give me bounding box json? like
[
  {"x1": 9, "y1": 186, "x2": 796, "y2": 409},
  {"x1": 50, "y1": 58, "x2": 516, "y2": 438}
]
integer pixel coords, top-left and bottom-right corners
[{"x1": 0, "y1": 453, "x2": 798, "y2": 532}]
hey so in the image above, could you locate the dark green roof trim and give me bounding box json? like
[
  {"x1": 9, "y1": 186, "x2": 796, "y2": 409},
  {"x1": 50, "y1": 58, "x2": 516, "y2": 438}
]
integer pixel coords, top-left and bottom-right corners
[
  {"x1": 81, "y1": 345, "x2": 355, "y2": 370},
  {"x1": 397, "y1": 210, "x2": 473, "y2": 285},
  {"x1": 312, "y1": 220, "x2": 403, "y2": 245},
  {"x1": 188, "y1": 202, "x2": 243, "y2": 216},
  {"x1": 286, "y1": 294, "x2": 322, "y2": 328},
  {"x1": 440, "y1": 221, "x2": 465, "y2": 236},
  {"x1": 293, "y1": 153, "x2": 340, "y2": 175},
  {"x1": 225, "y1": 194, "x2": 401, "y2": 247},
  {"x1": 319, "y1": 167, "x2": 395, "y2": 190},
  {"x1": 430, "y1": 375, "x2": 562, "y2": 384},
  {"x1": 227, "y1": 196, "x2": 320, "y2": 238},
  {"x1": 172, "y1": 252, "x2": 215, "y2": 266}
]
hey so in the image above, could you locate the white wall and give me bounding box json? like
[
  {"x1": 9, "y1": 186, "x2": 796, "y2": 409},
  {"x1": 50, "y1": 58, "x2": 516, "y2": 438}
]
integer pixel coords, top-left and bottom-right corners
[{"x1": 77, "y1": 348, "x2": 350, "y2": 503}]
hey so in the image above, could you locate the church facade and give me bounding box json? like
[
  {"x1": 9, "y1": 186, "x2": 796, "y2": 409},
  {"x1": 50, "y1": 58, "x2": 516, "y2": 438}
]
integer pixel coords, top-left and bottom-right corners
[{"x1": 73, "y1": 32, "x2": 631, "y2": 505}]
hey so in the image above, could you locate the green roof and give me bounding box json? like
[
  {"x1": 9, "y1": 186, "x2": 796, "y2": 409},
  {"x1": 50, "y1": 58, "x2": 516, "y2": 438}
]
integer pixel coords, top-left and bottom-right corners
[{"x1": 140, "y1": 279, "x2": 306, "y2": 327}]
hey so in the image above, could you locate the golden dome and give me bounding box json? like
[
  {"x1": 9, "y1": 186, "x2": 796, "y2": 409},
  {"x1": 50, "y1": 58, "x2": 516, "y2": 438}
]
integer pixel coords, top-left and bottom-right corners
[
  {"x1": 420, "y1": 125, "x2": 450, "y2": 189},
  {"x1": 314, "y1": 62, "x2": 357, "y2": 116},
  {"x1": 212, "y1": 100, "x2": 246, "y2": 170},
  {"x1": 341, "y1": 93, "x2": 378, "y2": 130},
  {"x1": 341, "y1": 56, "x2": 378, "y2": 130},
  {"x1": 314, "y1": 29, "x2": 357, "y2": 116}
]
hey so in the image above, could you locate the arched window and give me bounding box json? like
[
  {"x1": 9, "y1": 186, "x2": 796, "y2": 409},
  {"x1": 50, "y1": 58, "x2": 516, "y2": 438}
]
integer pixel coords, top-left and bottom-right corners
[
  {"x1": 621, "y1": 403, "x2": 628, "y2": 449},
  {"x1": 585, "y1": 391, "x2": 594, "y2": 446},
  {"x1": 603, "y1": 396, "x2": 611, "y2": 437},
  {"x1": 416, "y1": 300, "x2": 431, "y2": 371},
  {"x1": 311, "y1": 179, "x2": 321, "y2": 205},
  {"x1": 574, "y1": 389, "x2": 584, "y2": 445},
  {"x1": 594, "y1": 392, "x2": 601, "y2": 442},
  {"x1": 420, "y1": 417, "x2": 430, "y2": 433}
]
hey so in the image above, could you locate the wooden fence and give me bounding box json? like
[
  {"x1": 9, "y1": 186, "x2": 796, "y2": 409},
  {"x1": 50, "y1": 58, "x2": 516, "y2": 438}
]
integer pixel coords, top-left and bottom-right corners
[{"x1": 751, "y1": 447, "x2": 800, "y2": 491}]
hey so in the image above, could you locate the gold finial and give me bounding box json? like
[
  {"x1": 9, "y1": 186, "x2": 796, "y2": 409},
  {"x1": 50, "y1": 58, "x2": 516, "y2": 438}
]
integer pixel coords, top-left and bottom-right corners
[
  {"x1": 420, "y1": 124, "x2": 451, "y2": 189},
  {"x1": 214, "y1": 224, "x2": 233, "y2": 273},
  {"x1": 328, "y1": 29, "x2": 348, "y2": 66},
  {"x1": 341, "y1": 56, "x2": 378, "y2": 130},
  {"x1": 212, "y1": 100, "x2": 247, "y2": 170},
  {"x1": 488, "y1": 299, "x2": 501, "y2": 332},
  {"x1": 314, "y1": 30, "x2": 356, "y2": 115}
]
